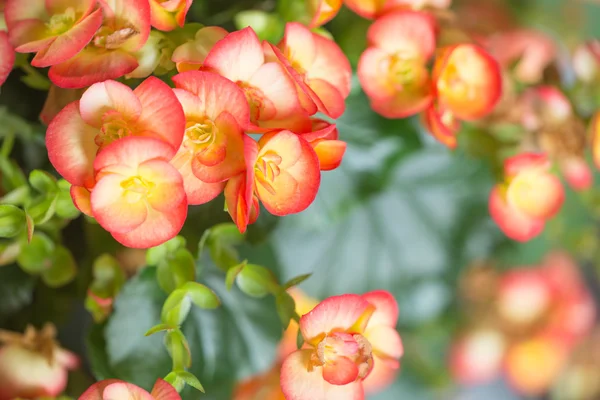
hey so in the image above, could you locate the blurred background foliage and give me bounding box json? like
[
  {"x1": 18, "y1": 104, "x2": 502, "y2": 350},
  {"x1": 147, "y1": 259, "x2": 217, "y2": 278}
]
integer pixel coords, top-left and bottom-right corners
[{"x1": 0, "y1": 0, "x2": 599, "y2": 399}]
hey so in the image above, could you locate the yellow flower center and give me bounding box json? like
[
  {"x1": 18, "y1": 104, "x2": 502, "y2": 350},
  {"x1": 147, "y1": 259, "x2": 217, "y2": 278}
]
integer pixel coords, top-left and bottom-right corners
[
  {"x1": 120, "y1": 176, "x2": 155, "y2": 203},
  {"x1": 46, "y1": 7, "x2": 76, "y2": 35},
  {"x1": 255, "y1": 151, "x2": 282, "y2": 195},
  {"x1": 96, "y1": 114, "x2": 133, "y2": 148},
  {"x1": 184, "y1": 119, "x2": 217, "y2": 153},
  {"x1": 388, "y1": 55, "x2": 426, "y2": 90},
  {"x1": 237, "y1": 82, "x2": 266, "y2": 122}
]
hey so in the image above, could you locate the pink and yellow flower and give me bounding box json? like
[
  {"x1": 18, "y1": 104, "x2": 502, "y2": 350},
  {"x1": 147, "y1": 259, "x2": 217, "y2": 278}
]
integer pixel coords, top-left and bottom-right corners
[
  {"x1": 489, "y1": 153, "x2": 564, "y2": 242},
  {"x1": 149, "y1": 0, "x2": 192, "y2": 32},
  {"x1": 573, "y1": 40, "x2": 600, "y2": 83},
  {"x1": 91, "y1": 136, "x2": 187, "y2": 248},
  {"x1": 170, "y1": 70, "x2": 250, "y2": 205},
  {"x1": 46, "y1": 76, "x2": 185, "y2": 189},
  {"x1": 268, "y1": 22, "x2": 352, "y2": 120},
  {"x1": 0, "y1": 324, "x2": 79, "y2": 400},
  {"x1": 306, "y1": 0, "x2": 343, "y2": 28},
  {"x1": 0, "y1": 30, "x2": 13, "y2": 86},
  {"x1": 357, "y1": 10, "x2": 436, "y2": 119},
  {"x1": 171, "y1": 26, "x2": 228, "y2": 72},
  {"x1": 225, "y1": 131, "x2": 321, "y2": 233},
  {"x1": 203, "y1": 27, "x2": 309, "y2": 132},
  {"x1": 280, "y1": 291, "x2": 403, "y2": 400},
  {"x1": 4, "y1": 0, "x2": 103, "y2": 67},
  {"x1": 343, "y1": 0, "x2": 451, "y2": 20},
  {"x1": 80, "y1": 378, "x2": 181, "y2": 400},
  {"x1": 48, "y1": 0, "x2": 151, "y2": 88}
]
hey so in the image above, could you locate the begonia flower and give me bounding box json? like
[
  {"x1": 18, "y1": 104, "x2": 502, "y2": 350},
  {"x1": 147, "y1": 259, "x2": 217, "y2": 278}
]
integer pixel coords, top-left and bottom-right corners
[
  {"x1": 225, "y1": 131, "x2": 320, "y2": 233},
  {"x1": 91, "y1": 136, "x2": 187, "y2": 248},
  {"x1": 4, "y1": 0, "x2": 103, "y2": 68},
  {"x1": 280, "y1": 291, "x2": 403, "y2": 400},
  {"x1": 357, "y1": 10, "x2": 436, "y2": 119},
  {"x1": 48, "y1": 0, "x2": 151, "y2": 88},
  {"x1": 343, "y1": 0, "x2": 451, "y2": 20},
  {"x1": 307, "y1": 0, "x2": 343, "y2": 27},
  {"x1": 203, "y1": 27, "x2": 310, "y2": 132},
  {"x1": 170, "y1": 70, "x2": 250, "y2": 205},
  {"x1": 172, "y1": 26, "x2": 228, "y2": 72},
  {"x1": 450, "y1": 329, "x2": 506, "y2": 385},
  {"x1": 0, "y1": 324, "x2": 79, "y2": 400},
  {"x1": 80, "y1": 378, "x2": 181, "y2": 400},
  {"x1": 40, "y1": 85, "x2": 86, "y2": 125},
  {"x1": 489, "y1": 153, "x2": 564, "y2": 242},
  {"x1": 267, "y1": 22, "x2": 352, "y2": 119},
  {"x1": 47, "y1": 76, "x2": 185, "y2": 189},
  {"x1": 149, "y1": 0, "x2": 192, "y2": 32}
]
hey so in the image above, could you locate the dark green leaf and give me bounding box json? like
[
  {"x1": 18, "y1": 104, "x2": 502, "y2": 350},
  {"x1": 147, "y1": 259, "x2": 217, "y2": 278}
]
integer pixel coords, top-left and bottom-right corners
[
  {"x1": 282, "y1": 273, "x2": 312, "y2": 290},
  {"x1": 156, "y1": 248, "x2": 196, "y2": 294},
  {"x1": 0, "y1": 204, "x2": 26, "y2": 238},
  {"x1": 17, "y1": 232, "x2": 54, "y2": 274},
  {"x1": 181, "y1": 282, "x2": 220, "y2": 309},
  {"x1": 42, "y1": 245, "x2": 77, "y2": 288},
  {"x1": 275, "y1": 290, "x2": 296, "y2": 327},
  {"x1": 225, "y1": 261, "x2": 246, "y2": 290}
]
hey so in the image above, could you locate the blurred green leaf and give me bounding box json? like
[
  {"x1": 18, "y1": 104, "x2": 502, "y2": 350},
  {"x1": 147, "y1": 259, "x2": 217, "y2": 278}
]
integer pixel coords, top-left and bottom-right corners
[
  {"x1": 181, "y1": 282, "x2": 220, "y2": 309},
  {"x1": 0, "y1": 204, "x2": 26, "y2": 238},
  {"x1": 282, "y1": 273, "x2": 312, "y2": 290},
  {"x1": 17, "y1": 232, "x2": 54, "y2": 274},
  {"x1": 41, "y1": 245, "x2": 77, "y2": 288},
  {"x1": 235, "y1": 263, "x2": 279, "y2": 298},
  {"x1": 234, "y1": 10, "x2": 284, "y2": 43},
  {"x1": 156, "y1": 248, "x2": 196, "y2": 294},
  {"x1": 275, "y1": 290, "x2": 296, "y2": 327},
  {"x1": 29, "y1": 170, "x2": 58, "y2": 194}
]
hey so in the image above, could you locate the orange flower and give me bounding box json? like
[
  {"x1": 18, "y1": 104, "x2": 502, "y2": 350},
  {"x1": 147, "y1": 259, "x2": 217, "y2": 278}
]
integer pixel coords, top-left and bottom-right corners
[
  {"x1": 80, "y1": 378, "x2": 181, "y2": 400},
  {"x1": 344, "y1": 0, "x2": 451, "y2": 20},
  {"x1": 149, "y1": 0, "x2": 192, "y2": 31},
  {"x1": 171, "y1": 26, "x2": 228, "y2": 72}
]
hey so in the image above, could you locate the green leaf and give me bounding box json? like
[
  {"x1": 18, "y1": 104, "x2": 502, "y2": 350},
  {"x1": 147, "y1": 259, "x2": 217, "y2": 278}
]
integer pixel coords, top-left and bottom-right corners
[
  {"x1": 1, "y1": 186, "x2": 31, "y2": 206},
  {"x1": 93, "y1": 264, "x2": 281, "y2": 396},
  {"x1": 275, "y1": 290, "x2": 296, "y2": 327},
  {"x1": 29, "y1": 170, "x2": 58, "y2": 194},
  {"x1": 144, "y1": 324, "x2": 176, "y2": 337},
  {"x1": 205, "y1": 223, "x2": 245, "y2": 271},
  {"x1": 180, "y1": 282, "x2": 220, "y2": 309},
  {"x1": 0, "y1": 156, "x2": 27, "y2": 191},
  {"x1": 283, "y1": 273, "x2": 312, "y2": 290},
  {"x1": 225, "y1": 260, "x2": 246, "y2": 290},
  {"x1": 163, "y1": 371, "x2": 185, "y2": 392},
  {"x1": 0, "y1": 240, "x2": 21, "y2": 266},
  {"x1": 25, "y1": 193, "x2": 58, "y2": 225},
  {"x1": 0, "y1": 204, "x2": 26, "y2": 238},
  {"x1": 55, "y1": 187, "x2": 80, "y2": 220},
  {"x1": 235, "y1": 264, "x2": 279, "y2": 298},
  {"x1": 156, "y1": 248, "x2": 196, "y2": 294},
  {"x1": 161, "y1": 288, "x2": 192, "y2": 326},
  {"x1": 164, "y1": 329, "x2": 191, "y2": 369},
  {"x1": 174, "y1": 370, "x2": 205, "y2": 393},
  {"x1": 42, "y1": 245, "x2": 77, "y2": 288},
  {"x1": 17, "y1": 232, "x2": 54, "y2": 274}
]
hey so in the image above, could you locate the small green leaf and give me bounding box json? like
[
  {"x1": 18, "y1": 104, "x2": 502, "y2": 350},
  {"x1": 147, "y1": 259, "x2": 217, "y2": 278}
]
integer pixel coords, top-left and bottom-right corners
[
  {"x1": 275, "y1": 290, "x2": 296, "y2": 327},
  {"x1": 1, "y1": 186, "x2": 30, "y2": 206},
  {"x1": 0, "y1": 204, "x2": 26, "y2": 238},
  {"x1": 161, "y1": 289, "x2": 192, "y2": 326},
  {"x1": 225, "y1": 260, "x2": 246, "y2": 290},
  {"x1": 283, "y1": 273, "x2": 312, "y2": 290},
  {"x1": 164, "y1": 329, "x2": 191, "y2": 369},
  {"x1": 42, "y1": 245, "x2": 77, "y2": 288},
  {"x1": 205, "y1": 223, "x2": 245, "y2": 271},
  {"x1": 145, "y1": 323, "x2": 176, "y2": 337},
  {"x1": 29, "y1": 170, "x2": 58, "y2": 194},
  {"x1": 156, "y1": 248, "x2": 196, "y2": 294},
  {"x1": 0, "y1": 156, "x2": 27, "y2": 191},
  {"x1": 55, "y1": 188, "x2": 80, "y2": 219},
  {"x1": 25, "y1": 213, "x2": 34, "y2": 243},
  {"x1": 175, "y1": 370, "x2": 205, "y2": 392},
  {"x1": 147, "y1": 236, "x2": 187, "y2": 266},
  {"x1": 92, "y1": 254, "x2": 126, "y2": 290},
  {"x1": 164, "y1": 371, "x2": 185, "y2": 392},
  {"x1": 25, "y1": 193, "x2": 58, "y2": 225},
  {"x1": 0, "y1": 240, "x2": 21, "y2": 266},
  {"x1": 296, "y1": 328, "x2": 304, "y2": 350},
  {"x1": 17, "y1": 232, "x2": 54, "y2": 274},
  {"x1": 181, "y1": 282, "x2": 220, "y2": 309},
  {"x1": 236, "y1": 264, "x2": 279, "y2": 298}
]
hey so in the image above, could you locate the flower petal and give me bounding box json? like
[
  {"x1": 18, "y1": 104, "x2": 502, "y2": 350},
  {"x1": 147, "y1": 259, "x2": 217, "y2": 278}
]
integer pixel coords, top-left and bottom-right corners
[
  {"x1": 366, "y1": 10, "x2": 437, "y2": 59},
  {"x1": 362, "y1": 354, "x2": 399, "y2": 394},
  {"x1": 4, "y1": 0, "x2": 46, "y2": 30},
  {"x1": 134, "y1": 76, "x2": 186, "y2": 152},
  {"x1": 300, "y1": 294, "x2": 373, "y2": 344},
  {"x1": 31, "y1": 8, "x2": 103, "y2": 67},
  {"x1": 308, "y1": 29, "x2": 352, "y2": 100},
  {"x1": 307, "y1": 78, "x2": 345, "y2": 119},
  {"x1": 94, "y1": 136, "x2": 175, "y2": 172},
  {"x1": 364, "y1": 325, "x2": 403, "y2": 360},
  {"x1": 506, "y1": 169, "x2": 564, "y2": 220},
  {"x1": 280, "y1": 350, "x2": 365, "y2": 400},
  {"x1": 172, "y1": 26, "x2": 228, "y2": 71},
  {"x1": 172, "y1": 70, "x2": 251, "y2": 129},
  {"x1": 79, "y1": 80, "x2": 142, "y2": 127},
  {"x1": 0, "y1": 31, "x2": 15, "y2": 86},
  {"x1": 46, "y1": 101, "x2": 98, "y2": 187},
  {"x1": 343, "y1": 0, "x2": 383, "y2": 19},
  {"x1": 103, "y1": 382, "x2": 155, "y2": 400},
  {"x1": 150, "y1": 378, "x2": 182, "y2": 400},
  {"x1": 70, "y1": 185, "x2": 93, "y2": 216},
  {"x1": 312, "y1": 140, "x2": 346, "y2": 171},
  {"x1": 322, "y1": 356, "x2": 359, "y2": 385},
  {"x1": 308, "y1": 0, "x2": 343, "y2": 28},
  {"x1": 40, "y1": 85, "x2": 86, "y2": 125},
  {"x1": 171, "y1": 149, "x2": 224, "y2": 205},
  {"x1": 362, "y1": 290, "x2": 399, "y2": 328},
  {"x1": 107, "y1": 0, "x2": 152, "y2": 52},
  {"x1": 203, "y1": 27, "x2": 264, "y2": 82},
  {"x1": 450, "y1": 329, "x2": 506, "y2": 385},
  {"x1": 79, "y1": 379, "x2": 124, "y2": 400},
  {"x1": 421, "y1": 105, "x2": 459, "y2": 149},
  {"x1": 49, "y1": 47, "x2": 139, "y2": 89}
]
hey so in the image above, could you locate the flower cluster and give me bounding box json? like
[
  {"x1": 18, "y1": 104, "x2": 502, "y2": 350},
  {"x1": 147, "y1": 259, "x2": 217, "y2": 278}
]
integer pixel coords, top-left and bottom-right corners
[
  {"x1": 353, "y1": 3, "x2": 502, "y2": 148},
  {"x1": 489, "y1": 153, "x2": 564, "y2": 242},
  {"x1": 42, "y1": 19, "x2": 350, "y2": 248},
  {"x1": 451, "y1": 252, "x2": 596, "y2": 396},
  {"x1": 234, "y1": 290, "x2": 402, "y2": 400}
]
